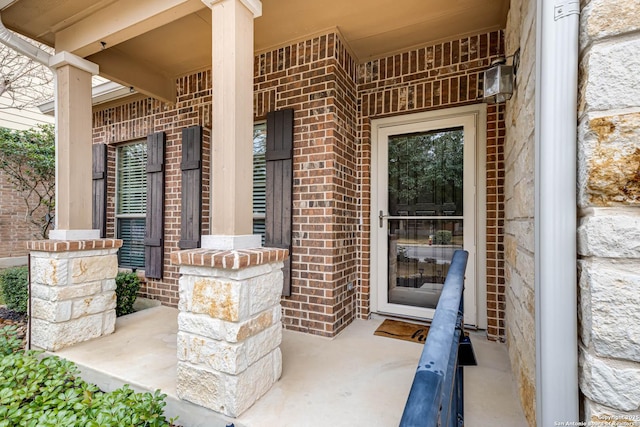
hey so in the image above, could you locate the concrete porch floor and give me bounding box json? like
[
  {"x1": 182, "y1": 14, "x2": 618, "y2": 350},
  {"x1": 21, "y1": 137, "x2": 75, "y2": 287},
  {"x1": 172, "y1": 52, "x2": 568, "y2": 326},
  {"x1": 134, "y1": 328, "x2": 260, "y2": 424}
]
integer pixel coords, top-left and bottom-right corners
[{"x1": 53, "y1": 306, "x2": 526, "y2": 427}]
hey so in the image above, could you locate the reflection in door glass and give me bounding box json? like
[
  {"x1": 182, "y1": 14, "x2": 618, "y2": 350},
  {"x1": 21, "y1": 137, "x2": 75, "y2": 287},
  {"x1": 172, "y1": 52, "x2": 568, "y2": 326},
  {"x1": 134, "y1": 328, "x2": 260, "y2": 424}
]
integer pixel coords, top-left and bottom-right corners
[
  {"x1": 388, "y1": 127, "x2": 464, "y2": 216},
  {"x1": 387, "y1": 128, "x2": 464, "y2": 309},
  {"x1": 388, "y1": 219, "x2": 463, "y2": 309}
]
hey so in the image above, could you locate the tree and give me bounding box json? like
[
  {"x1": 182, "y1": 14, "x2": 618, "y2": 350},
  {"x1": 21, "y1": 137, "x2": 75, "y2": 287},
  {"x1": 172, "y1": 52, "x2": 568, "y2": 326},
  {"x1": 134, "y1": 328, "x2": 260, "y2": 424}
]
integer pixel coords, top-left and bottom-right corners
[
  {"x1": 0, "y1": 125, "x2": 55, "y2": 238},
  {"x1": 0, "y1": 40, "x2": 54, "y2": 110},
  {"x1": 388, "y1": 128, "x2": 464, "y2": 206}
]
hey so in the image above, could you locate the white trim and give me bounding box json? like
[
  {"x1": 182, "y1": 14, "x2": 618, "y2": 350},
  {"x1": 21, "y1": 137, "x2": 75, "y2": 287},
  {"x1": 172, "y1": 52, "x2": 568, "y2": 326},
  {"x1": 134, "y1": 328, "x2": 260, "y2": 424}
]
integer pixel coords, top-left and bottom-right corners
[
  {"x1": 202, "y1": 0, "x2": 262, "y2": 17},
  {"x1": 370, "y1": 104, "x2": 487, "y2": 328},
  {"x1": 39, "y1": 81, "x2": 137, "y2": 115},
  {"x1": 0, "y1": 1, "x2": 17, "y2": 9},
  {"x1": 0, "y1": 13, "x2": 51, "y2": 66},
  {"x1": 114, "y1": 141, "x2": 148, "y2": 267},
  {"x1": 115, "y1": 141, "x2": 147, "y2": 217},
  {"x1": 239, "y1": 0, "x2": 262, "y2": 18},
  {"x1": 201, "y1": 234, "x2": 263, "y2": 250},
  {"x1": 49, "y1": 51, "x2": 99, "y2": 75},
  {"x1": 92, "y1": 82, "x2": 134, "y2": 105},
  {"x1": 49, "y1": 229, "x2": 101, "y2": 240}
]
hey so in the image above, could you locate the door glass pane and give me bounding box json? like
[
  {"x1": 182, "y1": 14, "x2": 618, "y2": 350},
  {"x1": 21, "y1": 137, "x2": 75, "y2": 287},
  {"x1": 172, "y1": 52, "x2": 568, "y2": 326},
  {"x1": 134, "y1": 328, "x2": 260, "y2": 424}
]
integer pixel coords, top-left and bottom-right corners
[
  {"x1": 388, "y1": 128, "x2": 464, "y2": 216},
  {"x1": 387, "y1": 128, "x2": 464, "y2": 309},
  {"x1": 388, "y1": 219, "x2": 463, "y2": 309}
]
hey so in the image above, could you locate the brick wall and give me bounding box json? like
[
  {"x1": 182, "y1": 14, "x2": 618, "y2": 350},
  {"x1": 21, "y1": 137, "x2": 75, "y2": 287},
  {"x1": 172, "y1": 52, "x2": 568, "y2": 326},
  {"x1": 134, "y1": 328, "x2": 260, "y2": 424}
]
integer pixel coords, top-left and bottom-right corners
[
  {"x1": 486, "y1": 103, "x2": 506, "y2": 338},
  {"x1": 254, "y1": 34, "x2": 359, "y2": 336},
  {"x1": 357, "y1": 31, "x2": 507, "y2": 339},
  {"x1": 93, "y1": 71, "x2": 213, "y2": 305},
  {"x1": 0, "y1": 169, "x2": 48, "y2": 259},
  {"x1": 92, "y1": 29, "x2": 508, "y2": 340}
]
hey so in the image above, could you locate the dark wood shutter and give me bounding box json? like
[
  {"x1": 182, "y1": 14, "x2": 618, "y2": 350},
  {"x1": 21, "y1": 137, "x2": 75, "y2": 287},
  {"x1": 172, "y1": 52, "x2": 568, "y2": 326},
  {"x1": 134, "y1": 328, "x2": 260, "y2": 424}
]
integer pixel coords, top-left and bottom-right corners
[
  {"x1": 179, "y1": 126, "x2": 202, "y2": 249},
  {"x1": 145, "y1": 132, "x2": 165, "y2": 279},
  {"x1": 266, "y1": 109, "x2": 294, "y2": 296},
  {"x1": 92, "y1": 144, "x2": 107, "y2": 238}
]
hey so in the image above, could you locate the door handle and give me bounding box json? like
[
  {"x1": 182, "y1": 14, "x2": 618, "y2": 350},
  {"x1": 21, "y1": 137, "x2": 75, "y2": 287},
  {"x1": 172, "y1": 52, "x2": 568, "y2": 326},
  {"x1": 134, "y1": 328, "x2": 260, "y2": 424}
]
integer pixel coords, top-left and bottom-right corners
[{"x1": 379, "y1": 210, "x2": 387, "y2": 228}]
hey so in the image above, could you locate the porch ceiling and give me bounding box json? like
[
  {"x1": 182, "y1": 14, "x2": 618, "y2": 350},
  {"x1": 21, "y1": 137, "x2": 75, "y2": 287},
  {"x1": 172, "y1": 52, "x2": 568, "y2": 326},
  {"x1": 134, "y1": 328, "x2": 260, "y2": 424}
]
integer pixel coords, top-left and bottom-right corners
[{"x1": 0, "y1": 0, "x2": 508, "y2": 103}]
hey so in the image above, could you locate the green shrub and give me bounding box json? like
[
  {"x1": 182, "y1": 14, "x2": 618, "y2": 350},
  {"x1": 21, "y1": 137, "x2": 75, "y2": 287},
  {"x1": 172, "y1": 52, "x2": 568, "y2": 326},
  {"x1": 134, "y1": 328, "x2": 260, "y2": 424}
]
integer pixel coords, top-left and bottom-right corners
[
  {"x1": 0, "y1": 266, "x2": 28, "y2": 314},
  {"x1": 434, "y1": 230, "x2": 452, "y2": 245},
  {"x1": 115, "y1": 272, "x2": 141, "y2": 317},
  {"x1": 0, "y1": 325, "x2": 22, "y2": 356},
  {"x1": 0, "y1": 328, "x2": 172, "y2": 427}
]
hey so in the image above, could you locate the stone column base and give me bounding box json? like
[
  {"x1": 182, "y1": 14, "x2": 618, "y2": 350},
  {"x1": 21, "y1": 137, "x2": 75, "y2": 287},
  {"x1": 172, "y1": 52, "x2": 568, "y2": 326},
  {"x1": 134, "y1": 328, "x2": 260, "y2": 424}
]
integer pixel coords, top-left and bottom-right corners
[
  {"x1": 27, "y1": 239, "x2": 122, "y2": 351},
  {"x1": 171, "y1": 247, "x2": 288, "y2": 417}
]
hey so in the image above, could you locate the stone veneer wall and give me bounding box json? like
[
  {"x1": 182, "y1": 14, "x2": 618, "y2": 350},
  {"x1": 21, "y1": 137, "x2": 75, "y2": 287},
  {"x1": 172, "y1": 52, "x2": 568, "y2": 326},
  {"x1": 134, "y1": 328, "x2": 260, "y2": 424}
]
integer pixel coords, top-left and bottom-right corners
[
  {"x1": 27, "y1": 239, "x2": 121, "y2": 351},
  {"x1": 356, "y1": 31, "x2": 507, "y2": 339},
  {"x1": 172, "y1": 247, "x2": 287, "y2": 417},
  {"x1": 504, "y1": 0, "x2": 537, "y2": 424},
  {"x1": 578, "y1": 1, "x2": 640, "y2": 420}
]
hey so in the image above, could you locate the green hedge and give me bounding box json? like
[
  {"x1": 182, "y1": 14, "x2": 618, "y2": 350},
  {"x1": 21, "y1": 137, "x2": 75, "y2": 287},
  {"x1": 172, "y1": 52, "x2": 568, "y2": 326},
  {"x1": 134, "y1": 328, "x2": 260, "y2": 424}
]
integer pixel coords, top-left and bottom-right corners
[
  {"x1": 0, "y1": 266, "x2": 28, "y2": 314},
  {"x1": 0, "y1": 268, "x2": 142, "y2": 317},
  {"x1": 115, "y1": 272, "x2": 141, "y2": 317},
  {"x1": 434, "y1": 230, "x2": 452, "y2": 245},
  {"x1": 0, "y1": 325, "x2": 173, "y2": 427}
]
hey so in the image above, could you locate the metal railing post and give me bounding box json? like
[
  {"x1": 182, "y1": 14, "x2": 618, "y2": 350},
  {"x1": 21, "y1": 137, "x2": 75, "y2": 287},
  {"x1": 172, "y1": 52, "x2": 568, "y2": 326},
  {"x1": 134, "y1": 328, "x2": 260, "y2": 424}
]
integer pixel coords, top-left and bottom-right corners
[{"x1": 399, "y1": 250, "x2": 470, "y2": 427}]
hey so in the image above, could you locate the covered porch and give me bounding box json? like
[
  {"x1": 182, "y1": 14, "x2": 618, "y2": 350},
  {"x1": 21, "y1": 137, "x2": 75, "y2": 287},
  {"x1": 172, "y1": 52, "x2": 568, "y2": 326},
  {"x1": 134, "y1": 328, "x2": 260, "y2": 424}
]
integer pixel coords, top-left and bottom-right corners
[
  {"x1": 1, "y1": 0, "x2": 521, "y2": 422},
  {"x1": 54, "y1": 305, "x2": 526, "y2": 426}
]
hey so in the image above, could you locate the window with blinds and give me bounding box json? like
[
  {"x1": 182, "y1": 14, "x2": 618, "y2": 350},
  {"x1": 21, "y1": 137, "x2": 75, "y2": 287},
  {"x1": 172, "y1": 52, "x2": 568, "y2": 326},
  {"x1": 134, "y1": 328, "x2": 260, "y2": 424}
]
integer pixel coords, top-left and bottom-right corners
[
  {"x1": 253, "y1": 123, "x2": 267, "y2": 243},
  {"x1": 116, "y1": 142, "x2": 147, "y2": 269}
]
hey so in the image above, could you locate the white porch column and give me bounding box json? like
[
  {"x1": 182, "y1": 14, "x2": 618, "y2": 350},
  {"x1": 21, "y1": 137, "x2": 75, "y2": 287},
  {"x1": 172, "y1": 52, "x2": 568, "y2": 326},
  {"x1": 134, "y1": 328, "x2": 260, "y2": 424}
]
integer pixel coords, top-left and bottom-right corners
[
  {"x1": 201, "y1": 0, "x2": 262, "y2": 250},
  {"x1": 49, "y1": 51, "x2": 100, "y2": 241},
  {"x1": 29, "y1": 52, "x2": 119, "y2": 351}
]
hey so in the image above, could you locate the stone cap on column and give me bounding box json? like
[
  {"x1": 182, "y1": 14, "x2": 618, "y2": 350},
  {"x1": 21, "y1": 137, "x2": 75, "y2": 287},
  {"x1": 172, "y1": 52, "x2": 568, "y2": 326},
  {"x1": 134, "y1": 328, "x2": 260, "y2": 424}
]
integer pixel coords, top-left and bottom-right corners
[
  {"x1": 171, "y1": 248, "x2": 288, "y2": 270},
  {"x1": 27, "y1": 239, "x2": 123, "y2": 252}
]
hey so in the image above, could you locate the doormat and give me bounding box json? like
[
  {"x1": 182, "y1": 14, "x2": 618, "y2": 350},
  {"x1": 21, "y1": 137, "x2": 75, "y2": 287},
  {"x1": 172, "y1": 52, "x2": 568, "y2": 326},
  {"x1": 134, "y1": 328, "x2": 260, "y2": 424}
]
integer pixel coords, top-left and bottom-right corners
[{"x1": 374, "y1": 319, "x2": 430, "y2": 344}]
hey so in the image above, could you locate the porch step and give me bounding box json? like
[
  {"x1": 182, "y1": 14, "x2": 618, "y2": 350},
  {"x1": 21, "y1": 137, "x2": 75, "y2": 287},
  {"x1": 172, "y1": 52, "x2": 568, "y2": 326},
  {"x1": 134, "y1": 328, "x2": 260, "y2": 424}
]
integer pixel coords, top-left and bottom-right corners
[
  {"x1": 51, "y1": 306, "x2": 239, "y2": 427},
  {"x1": 70, "y1": 358, "x2": 237, "y2": 427}
]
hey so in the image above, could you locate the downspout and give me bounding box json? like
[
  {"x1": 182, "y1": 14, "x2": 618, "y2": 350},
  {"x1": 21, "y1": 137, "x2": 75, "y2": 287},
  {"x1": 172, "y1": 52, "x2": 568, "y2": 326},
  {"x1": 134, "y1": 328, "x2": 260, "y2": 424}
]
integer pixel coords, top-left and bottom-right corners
[{"x1": 535, "y1": 0, "x2": 580, "y2": 425}]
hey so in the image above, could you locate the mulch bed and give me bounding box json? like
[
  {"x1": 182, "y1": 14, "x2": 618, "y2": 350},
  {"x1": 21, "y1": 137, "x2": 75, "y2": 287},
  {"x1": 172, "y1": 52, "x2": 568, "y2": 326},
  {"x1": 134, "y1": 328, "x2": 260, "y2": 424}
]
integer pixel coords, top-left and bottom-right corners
[{"x1": 0, "y1": 306, "x2": 27, "y2": 348}]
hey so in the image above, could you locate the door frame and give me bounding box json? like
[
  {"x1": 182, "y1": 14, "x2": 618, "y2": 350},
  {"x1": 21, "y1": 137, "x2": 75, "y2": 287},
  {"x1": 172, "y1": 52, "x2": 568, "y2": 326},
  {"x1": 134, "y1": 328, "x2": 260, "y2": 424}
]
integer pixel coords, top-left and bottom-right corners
[{"x1": 370, "y1": 104, "x2": 487, "y2": 328}]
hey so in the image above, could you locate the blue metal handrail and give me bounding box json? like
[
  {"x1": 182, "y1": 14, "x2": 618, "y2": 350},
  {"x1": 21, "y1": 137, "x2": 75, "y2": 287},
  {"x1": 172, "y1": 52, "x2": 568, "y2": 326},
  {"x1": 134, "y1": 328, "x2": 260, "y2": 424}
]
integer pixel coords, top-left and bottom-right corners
[{"x1": 399, "y1": 249, "x2": 470, "y2": 427}]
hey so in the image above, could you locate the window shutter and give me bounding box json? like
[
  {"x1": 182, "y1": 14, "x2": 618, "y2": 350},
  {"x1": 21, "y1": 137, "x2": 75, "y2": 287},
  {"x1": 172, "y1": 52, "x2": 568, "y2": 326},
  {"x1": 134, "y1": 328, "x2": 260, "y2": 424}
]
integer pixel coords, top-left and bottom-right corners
[
  {"x1": 179, "y1": 126, "x2": 202, "y2": 249},
  {"x1": 92, "y1": 144, "x2": 107, "y2": 238},
  {"x1": 266, "y1": 109, "x2": 294, "y2": 296},
  {"x1": 145, "y1": 132, "x2": 165, "y2": 279}
]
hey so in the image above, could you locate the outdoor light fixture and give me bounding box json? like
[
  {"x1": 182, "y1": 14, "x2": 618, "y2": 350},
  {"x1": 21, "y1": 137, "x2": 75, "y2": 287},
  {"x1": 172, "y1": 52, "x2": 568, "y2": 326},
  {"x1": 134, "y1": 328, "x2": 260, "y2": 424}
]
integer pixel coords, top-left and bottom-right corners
[{"x1": 483, "y1": 49, "x2": 520, "y2": 104}]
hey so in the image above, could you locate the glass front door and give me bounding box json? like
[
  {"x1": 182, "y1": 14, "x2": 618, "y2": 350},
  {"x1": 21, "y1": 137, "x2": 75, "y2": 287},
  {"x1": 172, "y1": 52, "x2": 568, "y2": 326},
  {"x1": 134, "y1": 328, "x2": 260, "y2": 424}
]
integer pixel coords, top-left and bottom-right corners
[
  {"x1": 374, "y1": 110, "x2": 479, "y2": 324},
  {"x1": 386, "y1": 127, "x2": 464, "y2": 310}
]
